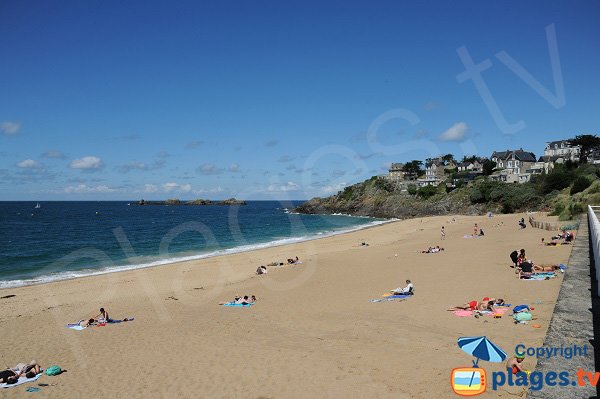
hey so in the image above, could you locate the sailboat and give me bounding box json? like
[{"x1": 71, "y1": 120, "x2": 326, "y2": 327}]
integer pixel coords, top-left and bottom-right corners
[{"x1": 35, "y1": 202, "x2": 41, "y2": 209}]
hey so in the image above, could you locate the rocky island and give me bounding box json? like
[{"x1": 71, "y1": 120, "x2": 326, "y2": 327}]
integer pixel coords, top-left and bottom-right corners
[{"x1": 134, "y1": 198, "x2": 247, "y2": 206}]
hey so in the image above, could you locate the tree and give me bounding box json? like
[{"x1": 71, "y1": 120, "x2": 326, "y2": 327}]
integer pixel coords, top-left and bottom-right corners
[
  {"x1": 482, "y1": 160, "x2": 497, "y2": 176},
  {"x1": 462, "y1": 155, "x2": 479, "y2": 163},
  {"x1": 402, "y1": 160, "x2": 423, "y2": 178},
  {"x1": 442, "y1": 153, "x2": 455, "y2": 164},
  {"x1": 569, "y1": 134, "x2": 600, "y2": 163}
]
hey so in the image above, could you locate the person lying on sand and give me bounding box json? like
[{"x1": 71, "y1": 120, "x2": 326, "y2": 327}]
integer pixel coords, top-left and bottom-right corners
[
  {"x1": 256, "y1": 265, "x2": 268, "y2": 275},
  {"x1": 391, "y1": 280, "x2": 414, "y2": 295},
  {"x1": 287, "y1": 256, "x2": 300, "y2": 264},
  {"x1": 533, "y1": 264, "x2": 563, "y2": 272},
  {"x1": 421, "y1": 246, "x2": 444, "y2": 253},
  {"x1": 448, "y1": 300, "x2": 494, "y2": 312},
  {"x1": 482, "y1": 297, "x2": 505, "y2": 306},
  {"x1": 219, "y1": 295, "x2": 257, "y2": 305},
  {"x1": 0, "y1": 361, "x2": 41, "y2": 384}
]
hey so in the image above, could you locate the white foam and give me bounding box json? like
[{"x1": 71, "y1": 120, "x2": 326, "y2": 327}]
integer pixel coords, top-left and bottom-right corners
[{"x1": 0, "y1": 217, "x2": 393, "y2": 289}]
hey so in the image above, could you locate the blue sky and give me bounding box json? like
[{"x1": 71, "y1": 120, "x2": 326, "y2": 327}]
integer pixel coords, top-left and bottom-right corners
[{"x1": 1, "y1": 0, "x2": 599, "y2": 200}]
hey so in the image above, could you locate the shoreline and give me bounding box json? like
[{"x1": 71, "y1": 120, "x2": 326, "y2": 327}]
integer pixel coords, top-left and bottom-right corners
[
  {"x1": 0, "y1": 212, "x2": 574, "y2": 398},
  {"x1": 0, "y1": 216, "x2": 393, "y2": 290}
]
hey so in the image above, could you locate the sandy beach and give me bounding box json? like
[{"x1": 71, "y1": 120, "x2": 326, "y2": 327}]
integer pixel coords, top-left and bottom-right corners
[{"x1": 0, "y1": 212, "x2": 573, "y2": 398}]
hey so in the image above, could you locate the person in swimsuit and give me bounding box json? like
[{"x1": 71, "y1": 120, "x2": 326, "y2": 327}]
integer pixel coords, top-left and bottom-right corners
[
  {"x1": 0, "y1": 361, "x2": 41, "y2": 384},
  {"x1": 448, "y1": 300, "x2": 493, "y2": 311}
]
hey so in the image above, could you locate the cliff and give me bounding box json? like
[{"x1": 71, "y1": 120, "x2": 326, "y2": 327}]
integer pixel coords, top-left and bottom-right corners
[{"x1": 295, "y1": 177, "x2": 492, "y2": 219}]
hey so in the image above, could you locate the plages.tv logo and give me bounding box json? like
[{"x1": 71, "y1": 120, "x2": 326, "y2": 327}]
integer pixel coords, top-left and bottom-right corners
[{"x1": 450, "y1": 336, "x2": 507, "y2": 396}]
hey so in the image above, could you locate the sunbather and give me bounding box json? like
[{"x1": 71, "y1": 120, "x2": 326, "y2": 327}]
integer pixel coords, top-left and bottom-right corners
[
  {"x1": 256, "y1": 265, "x2": 268, "y2": 275},
  {"x1": 533, "y1": 264, "x2": 561, "y2": 272},
  {"x1": 219, "y1": 295, "x2": 257, "y2": 305},
  {"x1": 391, "y1": 280, "x2": 414, "y2": 295},
  {"x1": 0, "y1": 361, "x2": 41, "y2": 384},
  {"x1": 482, "y1": 297, "x2": 505, "y2": 306},
  {"x1": 448, "y1": 300, "x2": 493, "y2": 312}
]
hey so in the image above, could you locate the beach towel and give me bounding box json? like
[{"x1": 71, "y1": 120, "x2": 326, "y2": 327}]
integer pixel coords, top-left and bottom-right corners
[
  {"x1": 371, "y1": 294, "x2": 411, "y2": 302},
  {"x1": 463, "y1": 235, "x2": 480, "y2": 238},
  {"x1": 0, "y1": 373, "x2": 42, "y2": 389},
  {"x1": 523, "y1": 272, "x2": 557, "y2": 281},
  {"x1": 453, "y1": 310, "x2": 473, "y2": 317},
  {"x1": 223, "y1": 302, "x2": 254, "y2": 307}
]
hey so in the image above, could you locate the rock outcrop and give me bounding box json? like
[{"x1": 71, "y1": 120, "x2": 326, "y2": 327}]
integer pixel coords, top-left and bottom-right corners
[{"x1": 134, "y1": 198, "x2": 247, "y2": 206}]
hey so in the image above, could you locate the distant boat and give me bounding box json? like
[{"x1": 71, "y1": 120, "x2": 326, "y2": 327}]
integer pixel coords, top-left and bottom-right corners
[{"x1": 34, "y1": 202, "x2": 41, "y2": 209}]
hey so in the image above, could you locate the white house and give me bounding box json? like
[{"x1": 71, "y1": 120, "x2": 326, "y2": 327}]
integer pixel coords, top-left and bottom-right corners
[{"x1": 542, "y1": 140, "x2": 580, "y2": 163}]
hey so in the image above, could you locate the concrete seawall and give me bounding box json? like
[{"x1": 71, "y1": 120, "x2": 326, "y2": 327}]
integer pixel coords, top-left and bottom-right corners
[{"x1": 528, "y1": 215, "x2": 597, "y2": 398}]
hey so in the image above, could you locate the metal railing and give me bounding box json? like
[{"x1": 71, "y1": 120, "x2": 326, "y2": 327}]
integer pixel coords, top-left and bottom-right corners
[{"x1": 588, "y1": 205, "x2": 600, "y2": 296}]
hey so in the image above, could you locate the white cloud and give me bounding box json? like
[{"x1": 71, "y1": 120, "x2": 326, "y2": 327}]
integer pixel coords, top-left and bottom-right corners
[
  {"x1": 70, "y1": 156, "x2": 103, "y2": 170},
  {"x1": 144, "y1": 184, "x2": 158, "y2": 193},
  {"x1": 162, "y1": 182, "x2": 191, "y2": 193},
  {"x1": 438, "y1": 122, "x2": 468, "y2": 142},
  {"x1": 117, "y1": 161, "x2": 148, "y2": 173},
  {"x1": 228, "y1": 163, "x2": 240, "y2": 172},
  {"x1": 16, "y1": 159, "x2": 41, "y2": 169},
  {"x1": 1, "y1": 121, "x2": 21, "y2": 136},
  {"x1": 64, "y1": 184, "x2": 116, "y2": 194},
  {"x1": 197, "y1": 163, "x2": 223, "y2": 175},
  {"x1": 163, "y1": 182, "x2": 179, "y2": 192},
  {"x1": 193, "y1": 186, "x2": 224, "y2": 195},
  {"x1": 267, "y1": 181, "x2": 299, "y2": 192},
  {"x1": 320, "y1": 182, "x2": 347, "y2": 195}
]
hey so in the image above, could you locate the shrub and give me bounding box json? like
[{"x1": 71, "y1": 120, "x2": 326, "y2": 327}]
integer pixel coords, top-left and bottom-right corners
[
  {"x1": 417, "y1": 185, "x2": 438, "y2": 199},
  {"x1": 469, "y1": 188, "x2": 485, "y2": 203},
  {"x1": 541, "y1": 168, "x2": 576, "y2": 194},
  {"x1": 407, "y1": 184, "x2": 417, "y2": 195},
  {"x1": 571, "y1": 176, "x2": 592, "y2": 195}
]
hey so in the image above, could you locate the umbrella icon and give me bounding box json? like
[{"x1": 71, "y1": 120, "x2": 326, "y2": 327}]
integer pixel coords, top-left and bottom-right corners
[
  {"x1": 458, "y1": 336, "x2": 507, "y2": 366},
  {"x1": 457, "y1": 336, "x2": 507, "y2": 388}
]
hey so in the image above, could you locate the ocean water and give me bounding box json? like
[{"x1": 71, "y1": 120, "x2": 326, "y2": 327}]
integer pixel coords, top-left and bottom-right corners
[{"x1": 0, "y1": 201, "x2": 385, "y2": 288}]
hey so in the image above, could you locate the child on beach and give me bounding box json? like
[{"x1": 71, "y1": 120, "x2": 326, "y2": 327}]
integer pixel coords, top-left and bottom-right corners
[
  {"x1": 473, "y1": 223, "x2": 478, "y2": 235},
  {"x1": 506, "y1": 354, "x2": 526, "y2": 374},
  {"x1": 441, "y1": 226, "x2": 445, "y2": 240}
]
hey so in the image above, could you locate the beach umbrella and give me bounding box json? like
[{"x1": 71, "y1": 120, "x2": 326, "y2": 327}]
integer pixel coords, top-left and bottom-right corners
[
  {"x1": 457, "y1": 336, "x2": 507, "y2": 388},
  {"x1": 457, "y1": 336, "x2": 507, "y2": 366}
]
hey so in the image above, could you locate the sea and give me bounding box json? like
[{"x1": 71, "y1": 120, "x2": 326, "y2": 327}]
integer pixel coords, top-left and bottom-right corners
[{"x1": 0, "y1": 201, "x2": 386, "y2": 289}]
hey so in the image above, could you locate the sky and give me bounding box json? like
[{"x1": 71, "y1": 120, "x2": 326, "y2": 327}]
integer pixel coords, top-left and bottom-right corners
[{"x1": 1, "y1": 0, "x2": 599, "y2": 200}]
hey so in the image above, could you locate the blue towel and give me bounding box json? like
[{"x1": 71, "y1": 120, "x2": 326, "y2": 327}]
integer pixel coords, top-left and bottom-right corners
[{"x1": 223, "y1": 302, "x2": 253, "y2": 307}]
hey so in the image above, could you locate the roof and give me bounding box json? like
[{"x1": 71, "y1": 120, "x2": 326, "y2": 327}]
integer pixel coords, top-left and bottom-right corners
[
  {"x1": 513, "y1": 150, "x2": 536, "y2": 162},
  {"x1": 546, "y1": 140, "x2": 577, "y2": 148},
  {"x1": 491, "y1": 149, "x2": 536, "y2": 162}
]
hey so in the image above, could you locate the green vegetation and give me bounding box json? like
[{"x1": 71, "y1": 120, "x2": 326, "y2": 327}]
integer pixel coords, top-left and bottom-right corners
[{"x1": 466, "y1": 163, "x2": 600, "y2": 216}]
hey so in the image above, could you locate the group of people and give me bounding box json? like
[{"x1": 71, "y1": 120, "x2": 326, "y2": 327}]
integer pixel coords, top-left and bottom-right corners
[
  {"x1": 78, "y1": 307, "x2": 131, "y2": 327},
  {"x1": 0, "y1": 361, "x2": 42, "y2": 385},
  {"x1": 510, "y1": 249, "x2": 563, "y2": 279},
  {"x1": 422, "y1": 246, "x2": 444, "y2": 254},
  {"x1": 519, "y1": 218, "x2": 527, "y2": 229}
]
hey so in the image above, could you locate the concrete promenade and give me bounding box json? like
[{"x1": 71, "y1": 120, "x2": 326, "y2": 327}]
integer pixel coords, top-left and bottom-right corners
[{"x1": 529, "y1": 215, "x2": 598, "y2": 399}]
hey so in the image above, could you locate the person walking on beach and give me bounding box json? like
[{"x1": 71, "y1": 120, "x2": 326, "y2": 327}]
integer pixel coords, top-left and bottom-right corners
[
  {"x1": 473, "y1": 223, "x2": 478, "y2": 236},
  {"x1": 441, "y1": 226, "x2": 445, "y2": 240}
]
